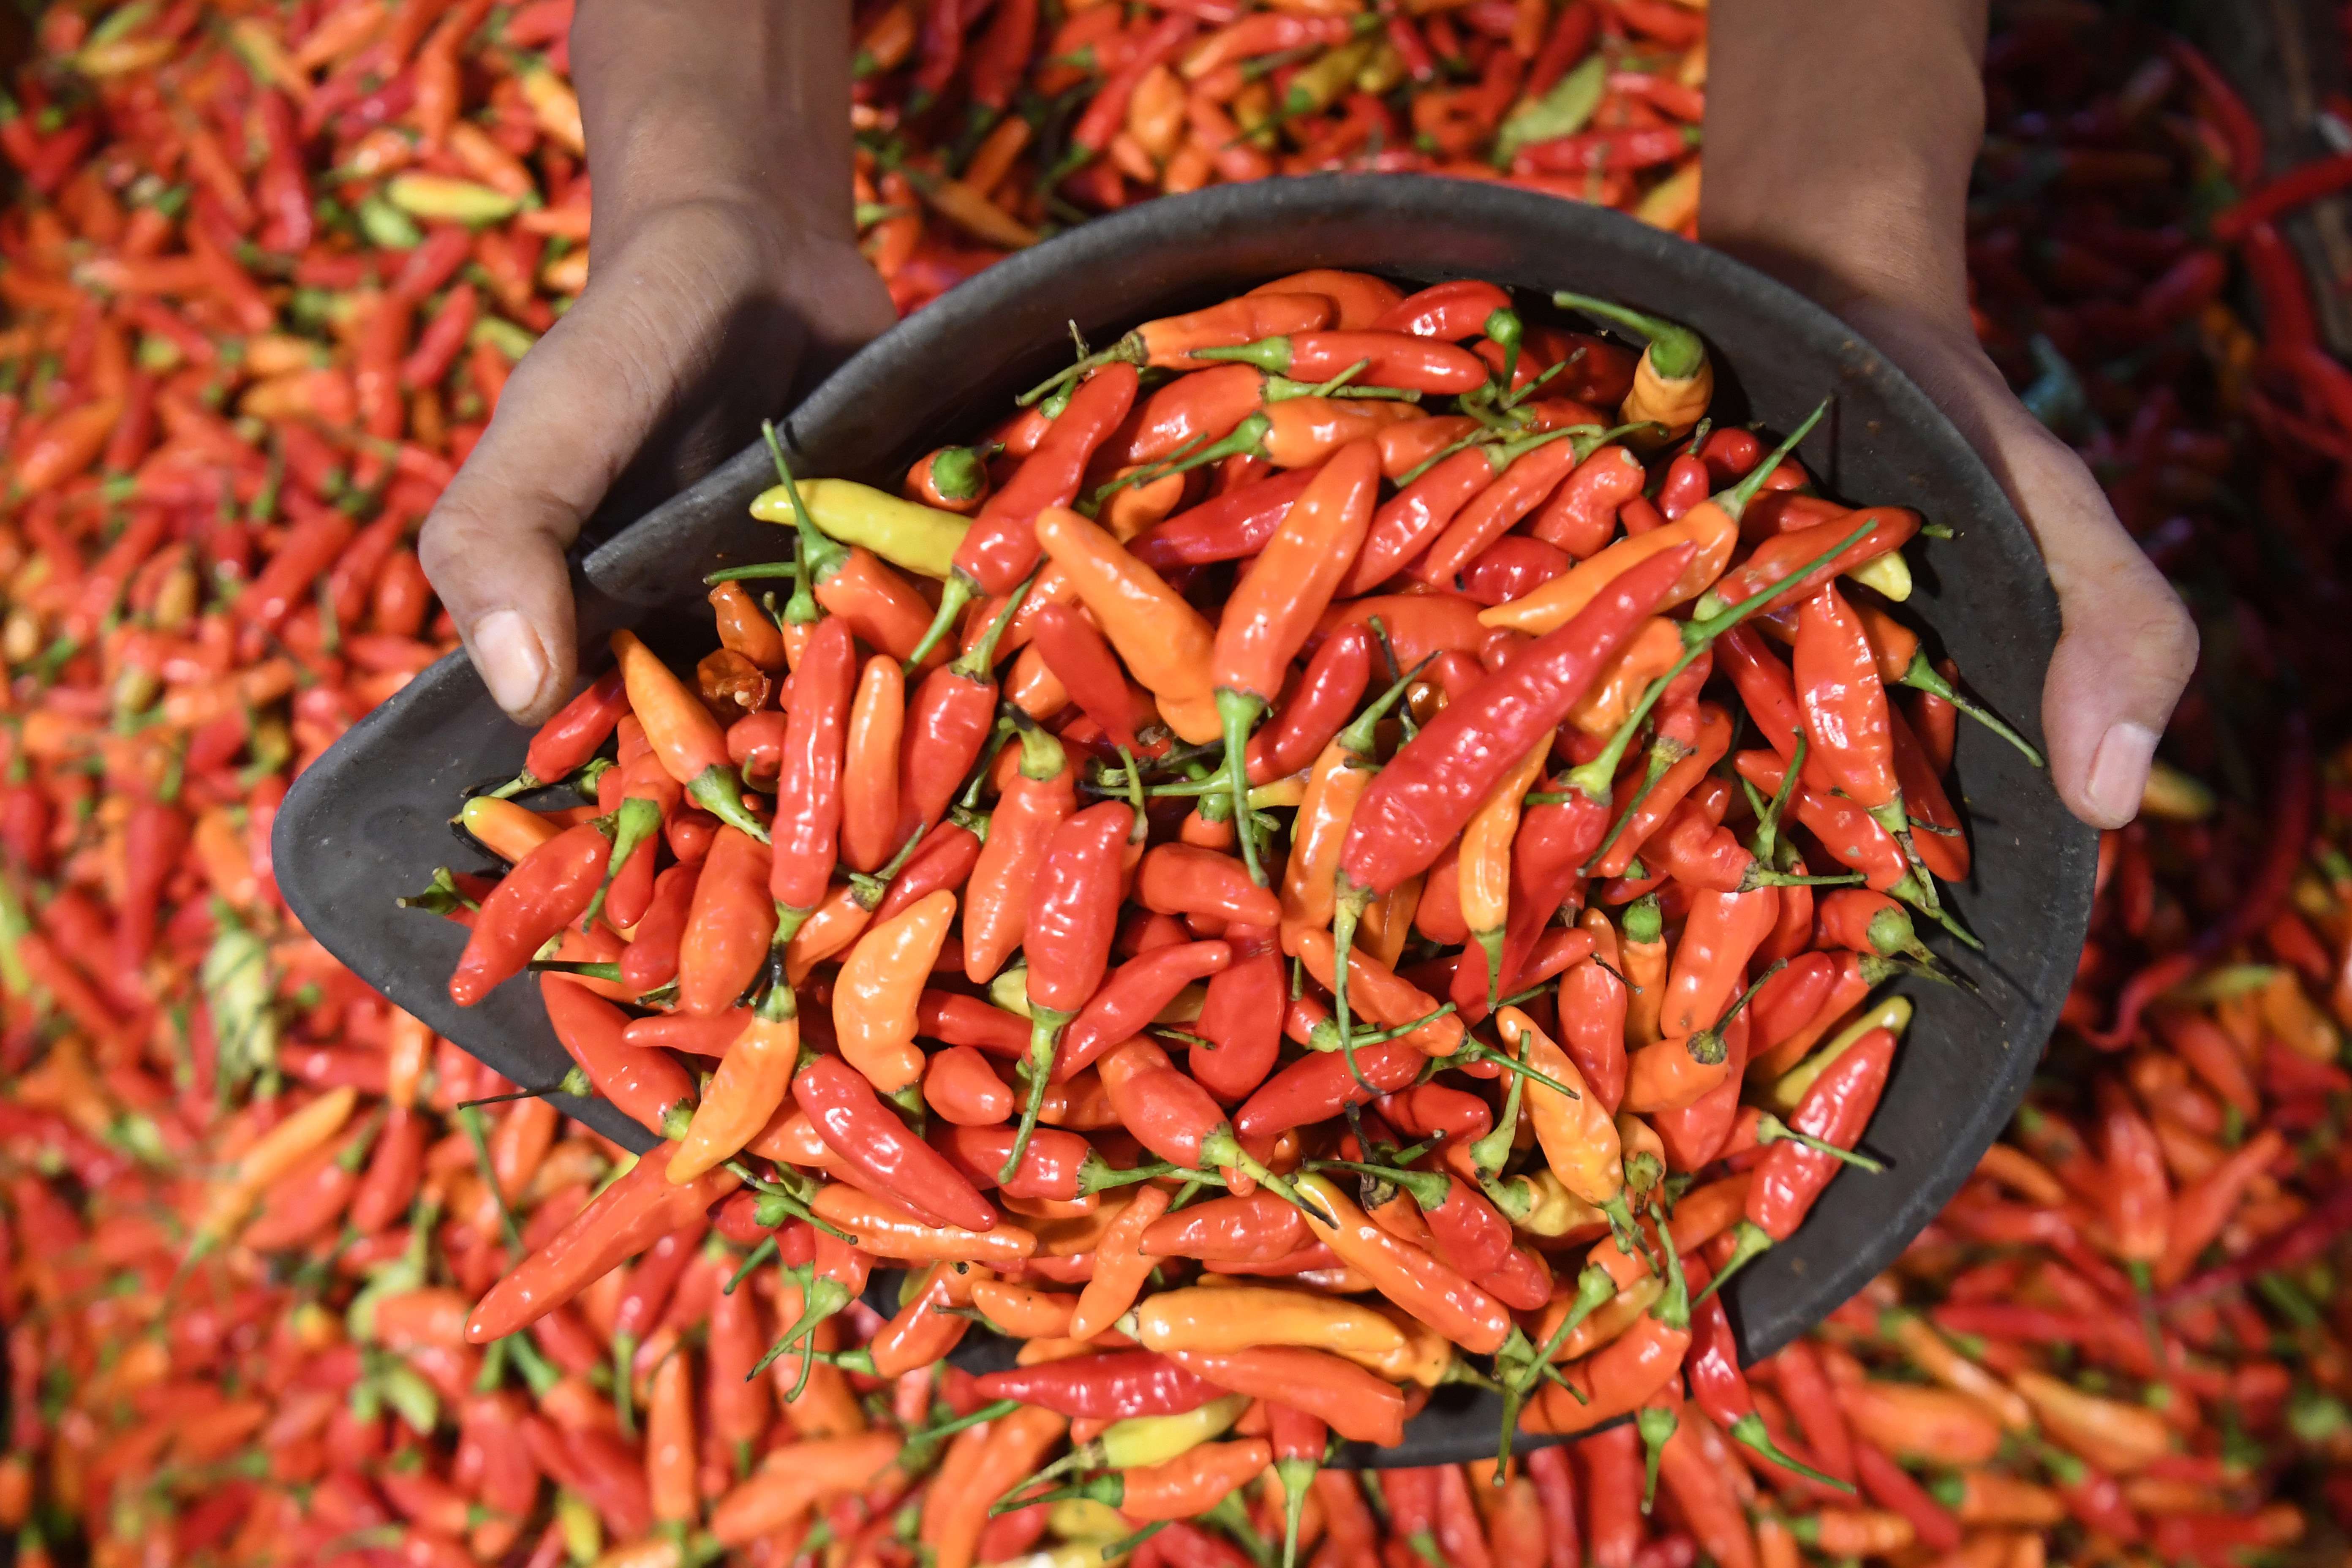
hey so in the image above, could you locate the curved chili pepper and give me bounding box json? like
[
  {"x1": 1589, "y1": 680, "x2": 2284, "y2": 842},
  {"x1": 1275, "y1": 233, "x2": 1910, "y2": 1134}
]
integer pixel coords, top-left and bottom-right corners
[
  {"x1": 1196, "y1": 330, "x2": 1487, "y2": 393},
  {"x1": 1291, "y1": 1173, "x2": 1510, "y2": 1353},
  {"x1": 909, "y1": 363, "x2": 1139, "y2": 667},
  {"x1": 1028, "y1": 605, "x2": 1157, "y2": 757},
  {"x1": 1016, "y1": 1436, "x2": 1271, "y2": 1522},
  {"x1": 1190, "y1": 923, "x2": 1285, "y2": 1105},
  {"x1": 870, "y1": 819, "x2": 985, "y2": 925},
  {"x1": 1035, "y1": 504, "x2": 1218, "y2": 738},
  {"x1": 1706, "y1": 1026, "x2": 1897, "y2": 1297},
  {"x1": 963, "y1": 722, "x2": 1076, "y2": 983},
  {"x1": 1374, "y1": 279, "x2": 1514, "y2": 341},
  {"x1": 1137, "y1": 844, "x2": 1282, "y2": 926},
  {"x1": 449, "y1": 820, "x2": 612, "y2": 1006},
  {"x1": 835, "y1": 887, "x2": 957, "y2": 1093},
  {"x1": 542, "y1": 975, "x2": 694, "y2": 1133},
  {"x1": 1531, "y1": 443, "x2": 1647, "y2": 558},
  {"x1": 895, "y1": 580, "x2": 1038, "y2": 844},
  {"x1": 1330, "y1": 543, "x2": 1694, "y2": 1042},
  {"x1": 1793, "y1": 584, "x2": 1899, "y2": 812},
  {"x1": 1055, "y1": 939, "x2": 1237, "y2": 1081},
  {"x1": 669, "y1": 976, "x2": 799, "y2": 1183},
  {"x1": 468, "y1": 1150, "x2": 737, "y2": 1341},
  {"x1": 610, "y1": 629, "x2": 769, "y2": 842},
  {"x1": 1132, "y1": 466, "x2": 1318, "y2": 571}
]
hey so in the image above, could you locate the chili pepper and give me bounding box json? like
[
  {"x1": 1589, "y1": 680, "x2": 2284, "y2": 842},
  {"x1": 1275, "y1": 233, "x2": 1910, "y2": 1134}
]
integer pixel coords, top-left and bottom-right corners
[
  {"x1": 1330, "y1": 544, "x2": 1695, "y2": 1042},
  {"x1": 541, "y1": 975, "x2": 694, "y2": 1134},
  {"x1": 907, "y1": 364, "x2": 1139, "y2": 669},
  {"x1": 448, "y1": 820, "x2": 612, "y2": 1006},
  {"x1": 709, "y1": 1429, "x2": 906, "y2": 1549},
  {"x1": 1132, "y1": 465, "x2": 1319, "y2": 571},
  {"x1": 1705, "y1": 1027, "x2": 1896, "y2": 1297},
  {"x1": 1287, "y1": 1173, "x2": 1509, "y2": 1353},
  {"x1": 975, "y1": 1350, "x2": 1217, "y2": 1420},
  {"x1": 1187, "y1": 923, "x2": 1285, "y2": 1104},
  {"x1": 1793, "y1": 583, "x2": 1899, "y2": 812},
  {"x1": 1005, "y1": 800, "x2": 1132, "y2": 1176},
  {"x1": 1029, "y1": 605, "x2": 1157, "y2": 757},
  {"x1": 466, "y1": 1150, "x2": 736, "y2": 1340},
  {"x1": 1015, "y1": 1435, "x2": 1271, "y2": 1521},
  {"x1": 835, "y1": 887, "x2": 957, "y2": 1093},
  {"x1": 674, "y1": 824, "x2": 776, "y2": 1018},
  {"x1": 610, "y1": 629, "x2": 769, "y2": 842},
  {"x1": 871, "y1": 819, "x2": 986, "y2": 926},
  {"x1": 2093, "y1": 1074, "x2": 2173, "y2": 1267},
  {"x1": 1686, "y1": 1290, "x2": 1851, "y2": 1489}
]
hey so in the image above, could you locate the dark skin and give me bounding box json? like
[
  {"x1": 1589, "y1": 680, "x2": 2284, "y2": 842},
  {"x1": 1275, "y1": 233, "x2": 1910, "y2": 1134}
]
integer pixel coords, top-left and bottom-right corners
[{"x1": 426, "y1": 0, "x2": 2195, "y2": 831}]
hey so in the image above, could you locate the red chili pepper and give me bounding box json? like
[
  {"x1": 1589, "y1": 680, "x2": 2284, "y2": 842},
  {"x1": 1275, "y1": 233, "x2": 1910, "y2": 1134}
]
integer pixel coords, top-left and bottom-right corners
[
  {"x1": 1707, "y1": 1026, "x2": 1897, "y2": 1294},
  {"x1": 976, "y1": 1351, "x2": 1217, "y2": 1418},
  {"x1": 1189, "y1": 923, "x2": 1285, "y2": 1104},
  {"x1": 895, "y1": 587, "x2": 1039, "y2": 846},
  {"x1": 912, "y1": 364, "x2": 1140, "y2": 667},
  {"x1": 1006, "y1": 800, "x2": 1134, "y2": 1174},
  {"x1": 767, "y1": 616, "x2": 855, "y2": 935},
  {"x1": 448, "y1": 821, "x2": 612, "y2": 1006},
  {"x1": 1331, "y1": 543, "x2": 1693, "y2": 1037},
  {"x1": 1131, "y1": 466, "x2": 1319, "y2": 571}
]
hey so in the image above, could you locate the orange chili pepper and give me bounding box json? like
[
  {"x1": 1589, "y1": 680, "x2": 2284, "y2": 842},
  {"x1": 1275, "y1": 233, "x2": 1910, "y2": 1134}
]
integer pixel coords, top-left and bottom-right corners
[
  {"x1": 612, "y1": 628, "x2": 770, "y2": 842},
  {"x1": 833, "y1": 887, "x2": 956, "y2": 1094},
  {"x1": 1068, "y1": 1183, "x2": 1173, "y2": 1340}
]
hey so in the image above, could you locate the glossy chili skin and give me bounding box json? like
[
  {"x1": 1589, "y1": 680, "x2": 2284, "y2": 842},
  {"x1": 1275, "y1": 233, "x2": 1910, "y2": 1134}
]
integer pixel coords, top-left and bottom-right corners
[
  {"x1": 1234, "y1": 1040, "x2": 1425, "y2": 1140},
  {"x1": 1097, "y1": 1038, "x2": 1230, "y2": 1170},
  {"x1": 449, "y1": 822, "x2": 611, "y2": 1005},
  {"x1": 896, "y1": 655, "x2": 1004, "y2": 846},
  {"x1": 1533, "y1": 444, "x2": 1647, "y2": 558},
  {"x1": 542, "y1": 975, "x2": 696, "y2": 1132},
  {"x1": 1132, "y1": 466, "x2": 1319, "y2": 569},
  {"x1": 929, "y1": 1122, "x2": 1120, "y2": 1200},
  {"x1": 1029, "y1": 604, "x2": 1155, "y2": 755},
  {"x1": 919, "y1": 991, "x2": 1031, "y2": 1056},
  {"x1": 871, "y1": 820, "x2": 985, "y2": 923},
  {"x1": 1709, "y1": 508, "x2": 1918, "y2": 608},
  {"x1": 1024, "y1": 802, "x2": 1134, "y2": 1017},
  {"x1": 795, "y1": 1054, "x2": 996, "y2": 1232},
  {"x1": 1794, "y1": 585, "x2": 1898, "y2": 811},
  {"x1": 1373, "y1": 278, "x2": 1513, "y2": 340},
  {"x1": 1733, "y1": 751, "x2": 1909, "y2": 891},
  {"x1": 1749, "y1": 1026, "x2": 1897, "y2": 1240},
  {"x1": 1190, "y1": 924, "x2": 1285, "y2": 1103},
  {"x1": 523, "y1": 665, "x2": 628, "y2": 786},
  {"x1": 1054, "y1": 940, "x2": 1232, "y2": 1086},
  {"x1": 974, "y1": 1351, "x2": 1218, "y2": 1419},
  {"x1": 617, "y1": 863, "x2": 700, "y2": 993},
  {"x1": 1244, "y1": 623, "x2": 1372, "y2": 783},
  {"x1": 958, "y1": 362, "x2": 1140, "y2": 593},
  {"x1": 770, "y1": 616, "x2": 857, "y2": 915},
  {"x1": 1139, "y1": 1190, "x2": 1310, "y2": 1261},
  {"x1": 1339, "y1": 543, "x2": 1694, "y2": 899}
]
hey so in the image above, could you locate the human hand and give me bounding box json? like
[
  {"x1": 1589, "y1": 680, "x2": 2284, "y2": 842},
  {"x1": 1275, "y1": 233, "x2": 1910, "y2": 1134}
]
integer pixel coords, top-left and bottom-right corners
[
  {"x1": 420, "y1": 0, "x2": 893, "y2": 727},
  {"x1": 1701, "y1": 0, "x2": 2195, "y2": 829}
]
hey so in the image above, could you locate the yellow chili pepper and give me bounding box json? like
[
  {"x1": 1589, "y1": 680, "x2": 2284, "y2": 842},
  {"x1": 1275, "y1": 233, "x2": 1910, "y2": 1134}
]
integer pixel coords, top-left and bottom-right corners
[
  {"x1": 1100, "y1": 1394, "x2": 1251, "y2": 1470},
  {"x1": 385, "y1": 173, "x2": 527, "y2": 223},
  {"x1": 754, "y1": 479, "x2": 968, "y2": 580}
]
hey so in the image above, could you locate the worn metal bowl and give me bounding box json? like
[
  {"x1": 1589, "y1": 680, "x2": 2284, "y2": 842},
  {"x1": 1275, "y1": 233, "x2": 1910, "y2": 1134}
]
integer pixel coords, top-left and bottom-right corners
[{"x1": 276, "y1": 173, "x2": 2093, "y2": 1464}]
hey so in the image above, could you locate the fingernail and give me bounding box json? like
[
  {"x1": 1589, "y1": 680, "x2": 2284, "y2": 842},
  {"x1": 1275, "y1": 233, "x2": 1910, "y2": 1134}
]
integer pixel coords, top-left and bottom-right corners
[
  {"x1": 472, "y1": 609, "x2": 549, "y2": 716},
  {"x1": 2084, "y1": 721, "x2": 2158, "y2": 827}
]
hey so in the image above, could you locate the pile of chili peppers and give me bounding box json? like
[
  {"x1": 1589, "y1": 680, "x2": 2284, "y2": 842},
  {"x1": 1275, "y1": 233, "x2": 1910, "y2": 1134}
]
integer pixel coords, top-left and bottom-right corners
[
  {"x1": 8, "y1": 0, "x2": 2352, "y2": 1565},
  {"x1": 847, "y1": 0, "x2": 1709, "y2": 313}
]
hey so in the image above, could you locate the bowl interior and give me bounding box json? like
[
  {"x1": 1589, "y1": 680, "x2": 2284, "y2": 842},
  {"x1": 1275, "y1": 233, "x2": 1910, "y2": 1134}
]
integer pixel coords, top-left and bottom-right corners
[{"x1": 276, "y1": 173, "x2": 2093, "y2": 1461}]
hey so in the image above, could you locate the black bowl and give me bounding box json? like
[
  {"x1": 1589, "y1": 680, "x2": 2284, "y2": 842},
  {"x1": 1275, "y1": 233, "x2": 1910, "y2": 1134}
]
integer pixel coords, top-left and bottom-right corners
[{"x1": 275, "y1": 173, "x2": 2093, "y2": 1465}]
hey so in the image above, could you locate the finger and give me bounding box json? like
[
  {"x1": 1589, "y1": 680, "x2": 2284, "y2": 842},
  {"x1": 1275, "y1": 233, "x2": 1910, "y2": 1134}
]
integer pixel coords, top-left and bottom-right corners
[
  {"x1": 2004, "y1": 418, "x2": 2198, "y2": 828},
  {"x1": 420, "y1": 219, "x2": 785, "y2": 724},
  {"x1": 1836, "y1": 305, "x2": 2196, "y2": 829}
]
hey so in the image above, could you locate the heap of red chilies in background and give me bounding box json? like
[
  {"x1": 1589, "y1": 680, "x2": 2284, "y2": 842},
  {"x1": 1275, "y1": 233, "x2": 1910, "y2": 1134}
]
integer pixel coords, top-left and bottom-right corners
[{"x1": 4, "y1": 3, "x2": 2352, "y2": 1568}]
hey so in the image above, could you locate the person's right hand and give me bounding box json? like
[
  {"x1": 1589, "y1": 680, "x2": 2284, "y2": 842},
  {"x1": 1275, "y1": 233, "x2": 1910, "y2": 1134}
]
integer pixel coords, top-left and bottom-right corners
[{"x1": 420, "y1": 0, "x2": 893, "y2": 728}]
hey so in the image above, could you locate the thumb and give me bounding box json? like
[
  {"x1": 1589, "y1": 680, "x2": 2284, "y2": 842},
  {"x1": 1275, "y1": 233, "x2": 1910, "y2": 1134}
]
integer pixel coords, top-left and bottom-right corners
[
  {"x1": 1838, "y1": 303, "x2": 2197, "y2": 829},
  {"x1": 419, "y1": 280, "x2": 702, "y2": 725}
]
